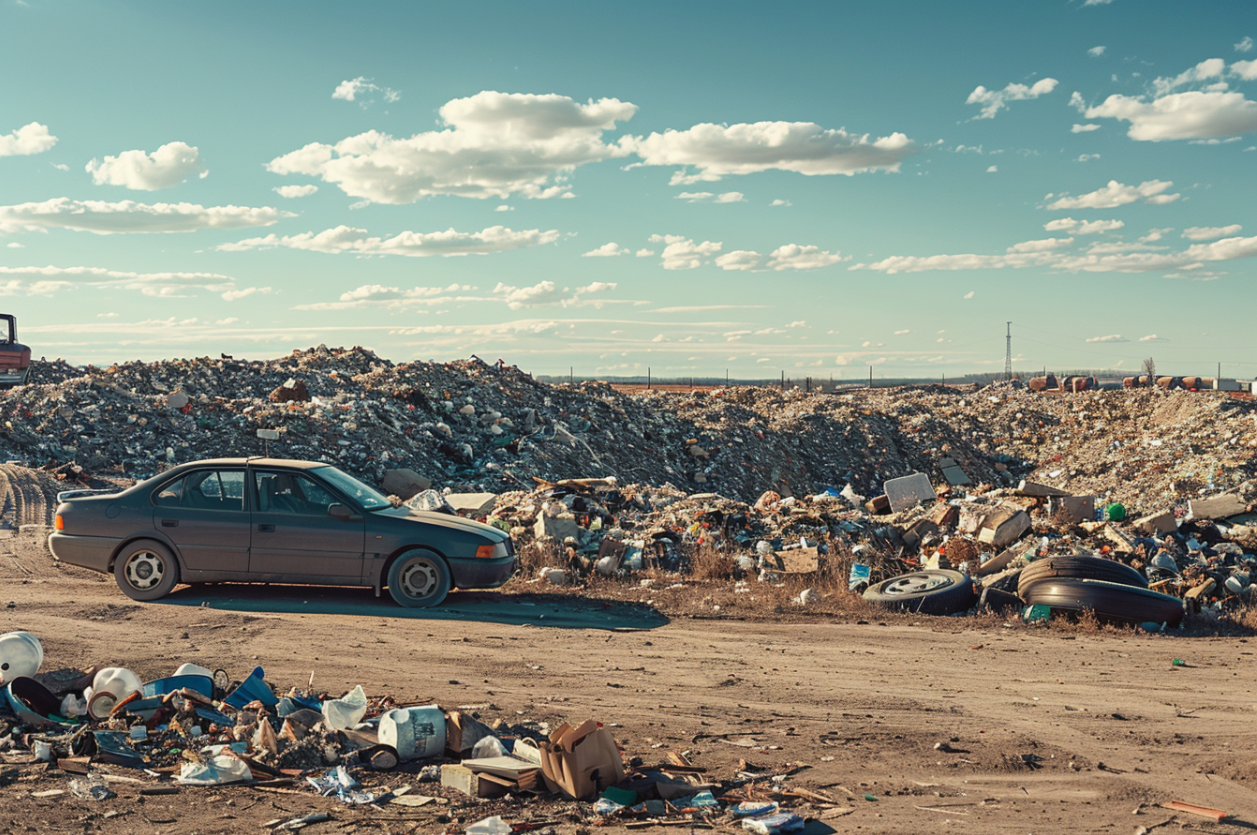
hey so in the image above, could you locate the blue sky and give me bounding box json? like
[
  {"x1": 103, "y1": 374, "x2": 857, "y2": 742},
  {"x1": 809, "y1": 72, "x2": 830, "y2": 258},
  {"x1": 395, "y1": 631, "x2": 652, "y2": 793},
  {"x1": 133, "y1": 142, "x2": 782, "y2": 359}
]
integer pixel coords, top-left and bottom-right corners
[{"x1": 1, "y1": 0, "x2": 1254, "y2": 378}]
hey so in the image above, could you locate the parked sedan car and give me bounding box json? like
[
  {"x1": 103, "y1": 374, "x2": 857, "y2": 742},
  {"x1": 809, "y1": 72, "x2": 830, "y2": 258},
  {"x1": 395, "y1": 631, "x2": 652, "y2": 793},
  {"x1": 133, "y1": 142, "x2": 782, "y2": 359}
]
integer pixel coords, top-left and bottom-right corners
[{"x1": 48, "y1": 458, "x2": 517, "y2": 608}]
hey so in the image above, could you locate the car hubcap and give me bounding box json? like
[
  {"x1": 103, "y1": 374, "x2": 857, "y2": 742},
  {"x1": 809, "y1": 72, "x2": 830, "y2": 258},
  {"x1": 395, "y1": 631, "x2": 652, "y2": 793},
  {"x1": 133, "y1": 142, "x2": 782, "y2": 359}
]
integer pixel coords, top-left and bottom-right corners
[
  {"x1": 885, "y1": 573, "x2": 951, "y2": 595},
  {"x1": 400, "y1": 559, "x2": 438, "y2": 599},
  {"x1": 125, "y1": 551, "x2": 163, "y2": 590}
]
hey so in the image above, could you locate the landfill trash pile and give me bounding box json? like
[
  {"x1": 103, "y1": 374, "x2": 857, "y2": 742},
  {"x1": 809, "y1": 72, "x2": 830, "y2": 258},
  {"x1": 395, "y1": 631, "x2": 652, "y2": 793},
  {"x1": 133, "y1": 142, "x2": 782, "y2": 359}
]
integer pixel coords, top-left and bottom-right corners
[
  {"x1": 2, "y1": 348, "x2": 1254, "y2": 512},
  {"x1": 0, "y1": 635, "x2": 851, "y2": 833}
]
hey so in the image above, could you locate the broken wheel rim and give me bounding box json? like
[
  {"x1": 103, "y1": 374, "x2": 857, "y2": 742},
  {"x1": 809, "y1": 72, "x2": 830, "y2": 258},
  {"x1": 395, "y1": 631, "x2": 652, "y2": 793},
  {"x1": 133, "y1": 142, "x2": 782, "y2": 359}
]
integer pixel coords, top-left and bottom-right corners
[
  {"x1": 883, "y1": 573, "x2": 954, "y2": 596},
  {"x1": 122, "y1": 550, "x2": 165, "y2": 590},
  {"x1": 398, "y1": 557, "x2": 441, "y2": 599}
]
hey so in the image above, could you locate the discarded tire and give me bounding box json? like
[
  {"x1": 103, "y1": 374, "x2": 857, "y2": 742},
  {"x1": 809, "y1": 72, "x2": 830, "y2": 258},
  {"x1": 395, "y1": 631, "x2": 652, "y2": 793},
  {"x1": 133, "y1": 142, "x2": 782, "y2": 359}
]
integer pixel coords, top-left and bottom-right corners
[
  {"x1": 978, "y1": 585, "x2": 1023, "y2": 615},
  {"x1": 1017, "y1": 555, "x2": 1148, "y2": 599},
  {"x1": 863, "y1": 570, "x2": 977, "y2": 615},
  {"x1": 1022, "y1": 578, "x2": 1184, "y2": 627}
]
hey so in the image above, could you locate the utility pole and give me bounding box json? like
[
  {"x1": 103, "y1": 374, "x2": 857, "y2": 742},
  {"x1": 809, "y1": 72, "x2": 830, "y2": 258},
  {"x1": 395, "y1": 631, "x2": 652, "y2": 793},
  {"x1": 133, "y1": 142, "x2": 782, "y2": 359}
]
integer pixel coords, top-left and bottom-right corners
[
  {"x1": 1004, "y1": 321, "x2": 1013, "y2": 381},
  {"x1": 868, "y1": 366, "x2": 873, "y2": 389},
  {"x1": 647, "y1": 367, "x2": 651, "y2": 390},
  {"x1": 780, "y1": 370, "x2": 785, "y2": 391}
]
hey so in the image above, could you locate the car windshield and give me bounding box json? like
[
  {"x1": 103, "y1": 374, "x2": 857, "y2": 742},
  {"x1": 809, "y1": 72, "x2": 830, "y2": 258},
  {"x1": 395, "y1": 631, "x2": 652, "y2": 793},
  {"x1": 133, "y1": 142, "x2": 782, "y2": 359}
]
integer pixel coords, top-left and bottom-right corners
[{"x1": 313, "y1": 465, "x2": 393, "y2": 511}]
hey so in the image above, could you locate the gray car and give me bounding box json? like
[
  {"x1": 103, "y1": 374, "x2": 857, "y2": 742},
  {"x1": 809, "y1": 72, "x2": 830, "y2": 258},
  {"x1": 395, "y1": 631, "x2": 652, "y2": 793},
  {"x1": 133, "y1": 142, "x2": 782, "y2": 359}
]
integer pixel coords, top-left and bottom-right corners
[{"x1": 48, "y1": 458, "x2": 516, "y2": 608}]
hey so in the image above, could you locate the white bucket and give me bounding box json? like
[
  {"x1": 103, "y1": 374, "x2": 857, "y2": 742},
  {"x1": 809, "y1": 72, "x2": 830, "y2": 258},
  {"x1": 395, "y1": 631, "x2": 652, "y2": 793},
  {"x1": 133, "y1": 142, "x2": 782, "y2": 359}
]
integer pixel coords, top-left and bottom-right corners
[{"x1": 378, "y1": 705, "x2": 446, "y2": 761}]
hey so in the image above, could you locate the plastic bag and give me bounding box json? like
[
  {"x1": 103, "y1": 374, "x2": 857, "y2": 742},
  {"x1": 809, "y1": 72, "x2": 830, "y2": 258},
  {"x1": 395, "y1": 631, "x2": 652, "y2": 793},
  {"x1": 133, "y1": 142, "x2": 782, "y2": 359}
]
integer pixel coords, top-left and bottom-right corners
[
  {"x1": 466, "y1": 816, "x2": 511, "y2": 835},
  {"x1": 471, "y1": 735, "x2": 506, "y2": 758},
  {"x1": 70, "y1": 774, "x2": 116, "y2": 800},
  {"x1": 306, "y1": 765, "x2": 378, "y2": 805},
  {"x1": 321, "y1": 684, "x2": 367, "y2": 730}
]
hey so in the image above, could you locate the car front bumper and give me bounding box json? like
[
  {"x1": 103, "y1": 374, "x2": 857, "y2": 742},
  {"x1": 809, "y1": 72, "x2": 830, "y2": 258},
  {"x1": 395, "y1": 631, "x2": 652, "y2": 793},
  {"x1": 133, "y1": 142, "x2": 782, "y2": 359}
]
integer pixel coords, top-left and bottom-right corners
[
  {"x1": 47, "y1": 532, "x2": 116, "y2": 574},
  {"x1": 450, "y1": 554, "x2": 517, "y2": 590}
]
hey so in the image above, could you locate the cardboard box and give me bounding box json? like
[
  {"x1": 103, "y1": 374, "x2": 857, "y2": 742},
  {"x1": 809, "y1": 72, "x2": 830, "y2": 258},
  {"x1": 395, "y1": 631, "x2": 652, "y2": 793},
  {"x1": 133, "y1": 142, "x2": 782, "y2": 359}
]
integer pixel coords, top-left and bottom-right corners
[
  {"x1": 445, "y1": 711, "x2": 495, "y2": 757},
  {"x1": 538, "y1": 720, "x2": 625, "y2": 800}
]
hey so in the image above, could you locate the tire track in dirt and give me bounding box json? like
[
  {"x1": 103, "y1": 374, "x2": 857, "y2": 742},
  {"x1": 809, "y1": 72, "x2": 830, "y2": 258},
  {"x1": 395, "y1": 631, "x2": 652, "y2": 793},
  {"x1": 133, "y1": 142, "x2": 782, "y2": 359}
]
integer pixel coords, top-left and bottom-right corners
[{"x1": 0, "y1": 464, "x2": 63, "y2": 527}]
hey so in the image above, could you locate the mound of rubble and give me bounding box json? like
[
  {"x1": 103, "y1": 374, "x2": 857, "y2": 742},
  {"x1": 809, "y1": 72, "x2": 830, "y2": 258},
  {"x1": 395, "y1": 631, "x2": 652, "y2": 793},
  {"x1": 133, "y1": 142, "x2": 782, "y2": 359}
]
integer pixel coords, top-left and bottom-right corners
[{"x1": 2, "y1": 347, "x2": 1254, "y2": 513}]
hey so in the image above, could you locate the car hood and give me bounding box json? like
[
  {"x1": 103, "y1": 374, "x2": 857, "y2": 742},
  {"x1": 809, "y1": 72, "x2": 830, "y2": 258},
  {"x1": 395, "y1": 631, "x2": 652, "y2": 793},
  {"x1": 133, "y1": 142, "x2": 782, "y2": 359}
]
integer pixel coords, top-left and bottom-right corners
[{"x1": 373, "y1": 506, "x2": 510, "y2": 541}]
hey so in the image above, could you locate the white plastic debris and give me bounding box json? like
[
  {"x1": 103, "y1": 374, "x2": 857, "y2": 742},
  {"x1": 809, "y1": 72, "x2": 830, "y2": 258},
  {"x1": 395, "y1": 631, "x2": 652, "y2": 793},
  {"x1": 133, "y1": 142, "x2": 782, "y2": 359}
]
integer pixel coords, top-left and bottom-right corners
[{"x1": 321, "y1": 684, "x2": 368, "y2": 731}]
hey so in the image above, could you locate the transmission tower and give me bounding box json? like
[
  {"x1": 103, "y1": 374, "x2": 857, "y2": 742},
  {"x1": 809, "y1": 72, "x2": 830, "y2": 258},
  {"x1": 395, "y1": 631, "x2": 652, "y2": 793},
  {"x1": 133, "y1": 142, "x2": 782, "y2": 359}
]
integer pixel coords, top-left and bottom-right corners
[{"x1": 1004, "y1": 321, "x2": 1013, "y2": 381}]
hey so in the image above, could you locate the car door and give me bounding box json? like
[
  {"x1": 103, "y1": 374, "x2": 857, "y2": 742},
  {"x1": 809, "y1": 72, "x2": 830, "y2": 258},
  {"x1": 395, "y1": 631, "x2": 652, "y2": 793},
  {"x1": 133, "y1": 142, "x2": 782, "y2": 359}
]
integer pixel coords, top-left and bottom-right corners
[
  {"x1": 151, "y1": 468, "x2": 251, "y2": 575},
  {"x1": 247, "y1": 468, "x2": 366, "y2": 580}
]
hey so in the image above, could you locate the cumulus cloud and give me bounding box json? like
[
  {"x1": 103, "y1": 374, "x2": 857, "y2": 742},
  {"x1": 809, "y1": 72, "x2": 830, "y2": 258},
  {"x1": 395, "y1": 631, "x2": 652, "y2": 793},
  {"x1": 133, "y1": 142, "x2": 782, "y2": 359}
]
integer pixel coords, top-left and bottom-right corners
[
  {"x1": 0, "y1": 198, "x2": 288, "y2": 235},
  {"x1": 1080, "y1": 59, "x2": 1257, "y2": 140},
  {"x1": 1088, "y1": 46, "x2": 1107, "y2": 57},
  {"x1": 1182, "y1": 224, "x2": 1242, "y2": 240},
  {"x1": 770, "y1": 199, "x2": 791, "y2": 207},
  {"x1": 966, "y1": 78, "x2": 1058, "y2": 119},
  {"x1": 986, "y1": 165, "x2": 998, "y2": 173},
  {"x1": 268, "y1": 91, "x2": 636, "y2": 203},
  {"x1": 86, "y1": 142, "x2": 206, "y2": 190},
  {"x1": 1083, "y1": 0, "x2": 1113, "y2": 5},
  {"x1": 492, "y1": 280, "x2": 617, "y2": 309},
  {"x1": 1238, "y1": 36, "x2": 1255, "y2": 54},
  {"x1": 1086, "y1": 334, "x2": 1127, "y2": 343},
  {"x1": 582, "y1": 242, "x2": 628, "y2": 257},
  {"x1": 648, "y1": 234, "x2": 722, "y2": 269},
  {"x1": 1044, "y1": 217, "x2": 1124, "y2": 234},
  {"x1": 0, "y1": 122, "x2": 57, "y2": 157},
  {"x1": 963, "y1": 291, "x2": 975, "y2": 299},
  {"x1": 714, "y1": 244, "x2": 843, "y2": 272},
  {"x1": 0, "y1": 264, "x2": 245, "y2": 298},
  {"x1": 1139, "y1": 334, "x2": 1167, "y2": 342},
  {"x1": 1045, "y1": 179, "x2": 1179, "y2": 210},
  {"x1": 1008, "y1": 237, "x2": 1074, "y2": 253},
  {"x1": 1077, "y1": 153, "x2": 1101, "y2": 162},
  {"x1": 331, "y1": 77, "x2": 400, "y2": 104},
  {"x1": 626, "y1": 121, "x2": 916, "y2": 183},
  {"x1": 635, "y1": 248, "x2": 655, "y2": 257},
  {"x1": 296, "y1": 283, "x2": 475, "y2": 310},
  {"x1": 273, "y1": 184, "x2": 318, "y2": 198},
  {"x1": 1071, "y1": 123, "x2": 1102, "y2": 133},
  {"x1": 220, "y1": 224, "x2": 559, "y2": 257}
]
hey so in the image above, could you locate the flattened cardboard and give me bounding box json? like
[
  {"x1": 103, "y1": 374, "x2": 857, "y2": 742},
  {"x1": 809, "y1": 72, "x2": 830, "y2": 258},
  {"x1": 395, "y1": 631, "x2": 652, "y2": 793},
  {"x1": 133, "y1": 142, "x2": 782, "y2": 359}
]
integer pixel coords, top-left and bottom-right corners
[{"x1": 538, "y1": 720, "x2": 625, "y2": 800}]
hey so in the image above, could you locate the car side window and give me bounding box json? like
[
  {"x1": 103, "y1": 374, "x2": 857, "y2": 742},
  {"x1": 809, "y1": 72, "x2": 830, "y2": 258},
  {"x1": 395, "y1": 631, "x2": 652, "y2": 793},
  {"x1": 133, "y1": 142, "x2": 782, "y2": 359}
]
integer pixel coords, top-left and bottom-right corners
[
  {"x1": 254, "y1": 471, "x2": 338, "y2": 516},
  {"x1": 156, "y1": 470, "x2": 245, "y2": 511}
]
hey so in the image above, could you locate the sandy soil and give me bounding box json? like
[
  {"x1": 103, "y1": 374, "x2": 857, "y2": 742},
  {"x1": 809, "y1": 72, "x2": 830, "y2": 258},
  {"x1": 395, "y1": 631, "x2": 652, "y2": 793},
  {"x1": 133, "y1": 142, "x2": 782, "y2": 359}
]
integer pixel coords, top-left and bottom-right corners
[{"x1": 2, "y1": 529, "x2": 1255, "y2": 834}]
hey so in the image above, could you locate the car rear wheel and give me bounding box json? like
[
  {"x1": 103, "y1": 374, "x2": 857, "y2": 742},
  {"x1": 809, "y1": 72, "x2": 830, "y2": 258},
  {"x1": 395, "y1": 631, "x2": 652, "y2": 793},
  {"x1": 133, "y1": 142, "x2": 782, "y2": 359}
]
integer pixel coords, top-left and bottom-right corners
[
  {"x1": 114, "y1": 541, "x2": 180, "y2": 602},
  {"x1": 387, "y1": 549, "x2": 451, "y2": 608},
  {"x1": 863, "y1": 569, "x2": 977, "y2": 615}
]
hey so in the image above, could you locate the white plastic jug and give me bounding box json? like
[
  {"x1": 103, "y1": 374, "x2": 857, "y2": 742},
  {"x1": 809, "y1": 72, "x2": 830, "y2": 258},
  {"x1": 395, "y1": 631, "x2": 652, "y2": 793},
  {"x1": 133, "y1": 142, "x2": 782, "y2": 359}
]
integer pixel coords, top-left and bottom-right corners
[
  {"x1": 0, "y1": 632, "x2": 43, "y2": 685},
  {"x1": 87, "y1": 667, "x2": 143, "y2": 720},
  {"x1": 378, "y1": 705, "x2": 446, "y2": 761}
]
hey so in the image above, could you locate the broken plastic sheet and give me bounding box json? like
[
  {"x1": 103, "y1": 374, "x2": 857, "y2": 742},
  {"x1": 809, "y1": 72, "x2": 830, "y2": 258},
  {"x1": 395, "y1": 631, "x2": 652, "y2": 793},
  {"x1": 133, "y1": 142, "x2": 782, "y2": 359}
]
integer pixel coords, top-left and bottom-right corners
[
  {"x1": 306, "y1": 765, "x2": 379, "y2": 805},
  {"x1": 176, "y1": 754, "x2": 253, "y2": 786}
]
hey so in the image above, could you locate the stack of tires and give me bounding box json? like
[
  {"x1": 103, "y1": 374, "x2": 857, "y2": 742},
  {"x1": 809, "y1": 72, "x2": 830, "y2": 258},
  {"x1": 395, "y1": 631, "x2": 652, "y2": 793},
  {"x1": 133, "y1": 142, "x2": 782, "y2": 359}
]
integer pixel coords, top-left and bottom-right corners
[{"x1": 1017, "y1": 555, "x2": 1184, "y2": 627}]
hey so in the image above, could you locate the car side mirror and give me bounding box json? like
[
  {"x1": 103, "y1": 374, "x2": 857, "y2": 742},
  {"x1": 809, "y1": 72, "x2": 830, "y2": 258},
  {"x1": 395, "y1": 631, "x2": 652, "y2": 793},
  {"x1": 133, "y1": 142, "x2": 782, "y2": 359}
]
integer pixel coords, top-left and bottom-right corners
[{"x1": 328, "y1": 503, "x2": 362, "y2": 522}]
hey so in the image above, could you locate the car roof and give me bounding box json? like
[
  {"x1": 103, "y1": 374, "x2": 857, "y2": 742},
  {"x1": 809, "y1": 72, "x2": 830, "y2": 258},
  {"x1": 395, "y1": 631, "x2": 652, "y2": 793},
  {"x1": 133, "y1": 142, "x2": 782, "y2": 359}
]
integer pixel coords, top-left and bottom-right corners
[{"x1": 175, "y1": 458, "x2": 331, "y2": 470}]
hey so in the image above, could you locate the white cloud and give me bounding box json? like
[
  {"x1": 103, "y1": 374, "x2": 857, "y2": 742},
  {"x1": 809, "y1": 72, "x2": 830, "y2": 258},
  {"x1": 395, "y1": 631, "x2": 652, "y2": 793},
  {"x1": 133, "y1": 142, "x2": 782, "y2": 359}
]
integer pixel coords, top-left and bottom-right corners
[
  {"x1": 965, "y1": 78, "x2": 1059, "y2": 119},
  {"x1": 635, "y1": 248, "x2": 655, "y2": 257},
  {"x1": 1079, "y1": 59, "x2": 1257, "y2": 141},
  {"x1": 675, "y1": 191, "x2": 745, "y2": 203},
  {"x1": 1088, "y1": 46, "x2": 1106, "y2": 57},
  {"x1": 715, "y1": 191, "x2": 745, "y2": 203},
  {"x1": 986, "y1": 165, "x2": 998, "y2": 173},
  {"x1": 648, "y1": 234, "x2": 722, "y2": 269},
  {"x1": 1182, "y1": 224, "x2": 1242, "y2": 240},
  {"x1": 1045, "y1": 179, "x2": 1179, "y2": 210},
  {"x1": 221, "y1": 286, "x2": 273, "y2": 302},
  {"x1": 331, "y1": 77, "x2": 400, "y2": 104},
  {"x1": 857, "y1": 233, "x2": 1257, "y2": 275},
  {"x1": 963, "y1": 291, "x2": 975, "y2": 299},
  {"x1": 1076, "y1": 153, "x2": 1101, "y2": 162},
  {"x1": 0, "y1": 265, "x2": 240, "y2": 297},
  {"x1": 273, "y1": 184, "x2": 318, "y2": 198},
  {"x1": 770, "y1": 199, "x2": 791, "y2": 207},
  {"x1": 582, "y1": 242, "x2": 628, "y2": 257},
  {"x1": 627, "y1": 121, "x2": 915, "y2": 183},
  {"x1": 220, "y1": 224, "x2": 559, "y2": 257},
  {"x1": 894, "y1": 329, "x2": 910, "y2": 335},
  {"x1": 1071, "y1": 123, "x2": 1102, "y2": 133},
  {"x1": 494, "y1": 205, "x2": 514, "y2": 212},
  {"x1": 296, "y1": 283, "x2": 472, "y2": 310},
  {"x1": 86, "y1": 142, "x2": 206, "y2": 191},
  {"x1": 6, "y1": 242, "x2": 22, "y2": 249},
  {"x1": 0, "y1": 122, "x2": 57, "y2": 157},
  {"x1": 714, "y1": 250, "x2": 762, "y2": 271},
  {"x1": 1083, "y1": 0, "x2": 1113, "y2": 5},
  {"x1": 1086, "y1": 334, "x2": 1127, "y2": 343},
  {"x1": 492, "y1": 280, "x2": 617, "y2": 309},
  {"x1": 786, "y1": 320, "x2": 807, "y2": 328},
  {"x1": 0, "y1": 198, "x2": 287, "y2": 235},
  {"x1": 1139, "y1": 334, "x2": 1167, "y2": 342},
  {"x1": 268, "y1": 91, "x2": 636, "y2": 203},
  {"x1": 1238, "y1": 36, "x2": 1255, "y2": 53},
  {"x1": 1008, "y1": 237, "x2": 1074, "y2": 253},
  {"x1": 51, "y1": 163, "x2": 69, "y2": 171},
  {"x1": 714, "y1": 244, "x2": 843, "y2": 272},
  {"x1": 1044, "y1": 217, "x2": 1124, "y2": 234}
]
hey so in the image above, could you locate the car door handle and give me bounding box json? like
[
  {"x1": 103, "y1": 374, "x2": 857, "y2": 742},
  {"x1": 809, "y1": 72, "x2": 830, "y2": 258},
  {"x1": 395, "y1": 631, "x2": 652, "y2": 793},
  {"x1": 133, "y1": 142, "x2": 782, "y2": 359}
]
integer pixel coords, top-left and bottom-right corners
[
  {"x1": 257, "y1": 524, "x2": 275, "y2": 533},
  {"x1": 161, "y1": 519, "x2": 178, "y2": 528}
]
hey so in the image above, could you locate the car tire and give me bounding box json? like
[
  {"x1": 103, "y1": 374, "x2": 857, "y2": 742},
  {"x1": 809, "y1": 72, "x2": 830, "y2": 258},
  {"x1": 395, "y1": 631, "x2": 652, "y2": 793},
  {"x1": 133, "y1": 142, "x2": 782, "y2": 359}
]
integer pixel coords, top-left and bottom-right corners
[
  {"x1": 863, "y1": 569, "x2": 977, "y2": 615},
  {"x1": 114, "y1": 541, "x2": 181, "y2": 602},
  {"x1": 1022, "y1": 578, "x2": 1184, "y2": 627},
  {"x1": 1017, "y1": 555, "x2": 1147, "y2": 599},
  {"x1": 387, "y1": 549, "x2": 451, "y2": 608}
]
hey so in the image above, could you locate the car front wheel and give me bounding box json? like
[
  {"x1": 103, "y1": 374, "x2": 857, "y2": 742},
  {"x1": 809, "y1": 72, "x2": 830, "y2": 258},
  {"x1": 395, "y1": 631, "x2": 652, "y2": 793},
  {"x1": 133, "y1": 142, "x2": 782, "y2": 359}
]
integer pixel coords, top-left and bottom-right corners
[
  {"x1": 387, "y1": 549, "x2": 451, "y2": 608},
  {"x1": 114, "y1": 541, "x2": 181, "y2": 602}
]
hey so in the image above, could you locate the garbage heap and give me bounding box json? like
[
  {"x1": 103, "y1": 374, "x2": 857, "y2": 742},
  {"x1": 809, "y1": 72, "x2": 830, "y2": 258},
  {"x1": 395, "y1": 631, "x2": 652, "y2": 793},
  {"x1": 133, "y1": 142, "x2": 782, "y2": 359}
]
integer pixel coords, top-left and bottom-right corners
[
  {"x1": 4, "y1": 347, "x2": 1255, "y2": 513},
  {"x1": 1, "y1": 651, "x2": 847, "y2": 832}
]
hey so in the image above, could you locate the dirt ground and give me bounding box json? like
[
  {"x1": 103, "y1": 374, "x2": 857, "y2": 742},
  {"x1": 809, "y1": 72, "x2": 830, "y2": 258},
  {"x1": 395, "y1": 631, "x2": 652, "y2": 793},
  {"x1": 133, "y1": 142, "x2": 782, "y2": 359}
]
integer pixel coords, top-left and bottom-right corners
[{"x1": 2, "y1": 529, "x2": 1255, "y2": 834}]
